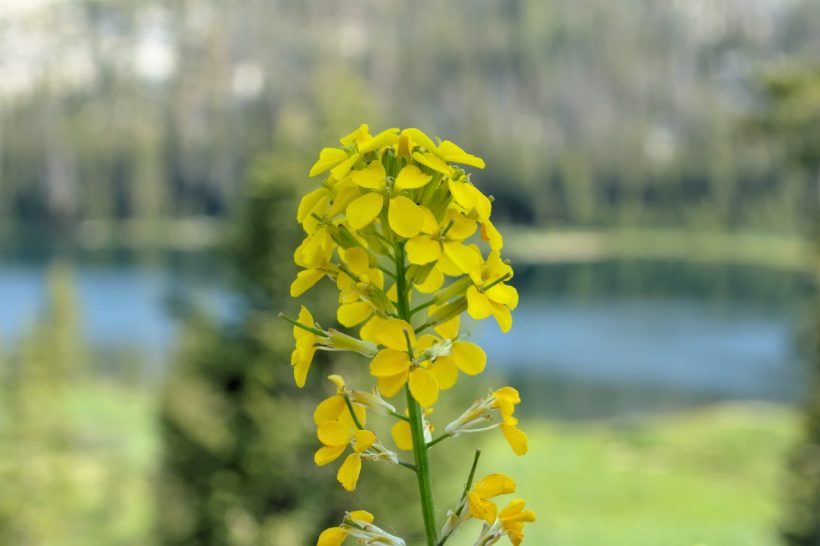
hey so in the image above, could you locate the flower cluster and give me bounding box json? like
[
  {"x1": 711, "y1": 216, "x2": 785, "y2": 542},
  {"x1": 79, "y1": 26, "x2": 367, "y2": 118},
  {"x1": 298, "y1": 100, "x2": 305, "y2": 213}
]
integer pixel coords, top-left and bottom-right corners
[{"x1": 286, "y1": 125, "x2": 535, "y2": 546}]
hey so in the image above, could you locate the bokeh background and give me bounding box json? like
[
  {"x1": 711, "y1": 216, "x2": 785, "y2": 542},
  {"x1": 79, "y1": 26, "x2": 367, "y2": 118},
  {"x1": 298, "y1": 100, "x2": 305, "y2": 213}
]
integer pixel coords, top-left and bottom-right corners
[{"x1": 1, "y1": 1, "x2": 819, "y2": 545}]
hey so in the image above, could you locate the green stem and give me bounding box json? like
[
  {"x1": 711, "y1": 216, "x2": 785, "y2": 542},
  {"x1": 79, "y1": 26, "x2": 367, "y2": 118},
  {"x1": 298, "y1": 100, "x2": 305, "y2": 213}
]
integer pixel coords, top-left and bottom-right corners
[
  {"x1": 395, "y1": 242, "x2": 438, "y2": 546},
  {"x1": 406, "y1": 387, "x2": 438, "y2": 546},
  {"x1": 425, "y1": 432, "x2": 452, "y2": 449}
]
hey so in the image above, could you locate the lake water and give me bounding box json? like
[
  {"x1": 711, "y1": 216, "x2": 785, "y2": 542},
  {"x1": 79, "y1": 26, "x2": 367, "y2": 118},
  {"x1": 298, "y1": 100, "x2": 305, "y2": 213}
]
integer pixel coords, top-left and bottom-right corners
[{"x1": 1, "y1": 254, "x2": 814, "y2": 417}]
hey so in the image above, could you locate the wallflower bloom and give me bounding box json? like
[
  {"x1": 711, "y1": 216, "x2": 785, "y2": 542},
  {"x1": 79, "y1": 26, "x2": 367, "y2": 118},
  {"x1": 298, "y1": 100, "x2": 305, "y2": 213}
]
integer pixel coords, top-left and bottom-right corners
[
  {"x1": 314, "y1": 418, "x2": 377, "y2": 491},
  {"x1": 468, "y1": 473, "x2": 517, "y2": 523},
  {"x1": 364, "y1": 318, "x2": 441, "y2": 407},
  {"x1": 291, "y1": 306, "x2": 319, "y2": 387},
  {"x1": 466, "y1": 250, "x2": 519, "y2": 332},
  {"x1": 444, "y1": 387, "x2": 528, "y2": 455},
  {"x1": 318, "y1": 510, "x2": 406, "y2": 546}
]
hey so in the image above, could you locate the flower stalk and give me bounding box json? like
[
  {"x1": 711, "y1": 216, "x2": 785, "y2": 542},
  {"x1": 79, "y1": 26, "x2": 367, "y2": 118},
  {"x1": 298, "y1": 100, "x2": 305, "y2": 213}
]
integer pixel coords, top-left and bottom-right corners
[{"x1": 288, "y1": 125, "x2": 535, "y2": 546}]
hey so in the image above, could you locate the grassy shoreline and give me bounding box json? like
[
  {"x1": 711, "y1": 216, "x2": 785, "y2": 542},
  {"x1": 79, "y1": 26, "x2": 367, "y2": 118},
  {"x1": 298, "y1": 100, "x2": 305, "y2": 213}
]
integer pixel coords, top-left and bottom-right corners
[{"x1": 503, "y1": 226, "x2": 814, "y2": 273}]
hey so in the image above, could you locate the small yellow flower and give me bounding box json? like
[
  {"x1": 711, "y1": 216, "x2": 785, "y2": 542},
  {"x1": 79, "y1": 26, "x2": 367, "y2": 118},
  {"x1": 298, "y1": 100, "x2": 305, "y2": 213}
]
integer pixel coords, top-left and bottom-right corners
[
  {"x1": 317, "y1": 510, "x2": 405, "y2": 546},
  {"x1": 314, "y1": 419, "x2": 377, "y2": 491},
  {"x1": 291, "y1": 306, "x2": 318, "y2": 387},
  {"x1": 498, "y1": 499, "x2": 536, "y2": 546},
  {"x1": 467, "y1": 473, "x2": 517, "y2": 523},
  {"x1": 466, "y1": 250, "x2": 518, "y2": 332}
]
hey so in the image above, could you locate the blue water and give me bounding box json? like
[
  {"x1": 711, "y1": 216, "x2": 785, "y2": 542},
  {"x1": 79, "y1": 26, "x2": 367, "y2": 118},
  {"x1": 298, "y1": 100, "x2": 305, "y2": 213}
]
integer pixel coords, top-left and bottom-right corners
[{"x1": 1, "y1": 257, "x2": 812, "y2": 405}]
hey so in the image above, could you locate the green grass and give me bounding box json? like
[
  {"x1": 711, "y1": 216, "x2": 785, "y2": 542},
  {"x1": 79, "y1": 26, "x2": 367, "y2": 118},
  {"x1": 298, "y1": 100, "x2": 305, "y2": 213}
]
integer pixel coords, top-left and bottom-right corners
[{"x1": 448, "y1": 404, "x2": 799, "y2": 546}]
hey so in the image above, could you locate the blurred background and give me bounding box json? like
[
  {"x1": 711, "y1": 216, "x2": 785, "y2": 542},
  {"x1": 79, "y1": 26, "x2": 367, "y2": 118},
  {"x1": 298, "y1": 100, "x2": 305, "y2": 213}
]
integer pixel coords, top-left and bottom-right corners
[{"x1": 1, "y1": 1, "x2": 819, "y2": 545}]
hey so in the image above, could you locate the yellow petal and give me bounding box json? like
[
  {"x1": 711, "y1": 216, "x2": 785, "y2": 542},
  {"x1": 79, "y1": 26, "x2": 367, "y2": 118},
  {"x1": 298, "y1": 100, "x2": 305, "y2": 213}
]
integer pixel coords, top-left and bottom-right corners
[
  {"x1": 358, "y1": 128, "x2": 399, "y2": 153},
  {"x1": 309, "y1": 148, "x2": 348, "y2": 177},
  {"x1": 340, "y1": 123, "x2": 370, "y2": 146},
  {"x1": 395, "y1": 164, "x2": 432, "y2": 190},
  {"x1": 374, "y1": 319, "x2": 415, "y2": 350},
  {"x1": 360, "y1": 315, "x2": 388, "y2": 344},
  {"x1": 404, "y1": 128, "x2": 438, "y2": 152},
  {"x1": 377, "y1": 370, "x2": 408, "y2": 397},
  {"x1": 472, "y1": 473, "x2": 517, "y2": 499},
  {"x1": 337, "y1": 302, "x2": 373, "y2": 327},
  {"x1": 317, "y1": 527, "x2": 348, "y2": 546},
  {"x1": 297, "y1": 187, "x2": 329, "y2": 222},
  {"x1": 468, "y1": 185, "x2": 492, "y2": 220},
  {"x1": 481, "y1": 219, "x2": 503, "y2": 249},
  {"x1": 409, "y1": 368, "x2": 439, "y2": 407},
  {"x1": 337, "y1": 453, "x2": 362, "y2": 491},
  {"x1": 413, "y1": 151, "x2": 454, "y2": 177},
  {"x1": 348, "y1": 510, "x2": 374, "y2": 524},
  {"x1": 317, "y1": 421, "x2": 354, "y2": 446},
  {"x1": 415, "y1": 267, "x2": 444, "y2": 294},
  {"x1": 489, "y1": 301, "x2": 513, "y2": 333},
  {"x1": 433, "y1": 315, "x2": 460, "y2": 339},
  {"x1": 391, "y1": 421, "x2": 413, "y2": 451},
  {"x1": 353, "y1": 429, "x2": 376, "y2": 453},
  {"x1": 406, "y1": 236, "x2": 441, "y2": 265},
  {"x1": 501, "y1": 424, "x2": 528, "y2": 455},
  {"x1": 442, "y1": 242, "x2": 482, "y2": 274},
  {"x1": 290, "y1": 269, "x2": 325, "y2": 297},
  {"x1": 466, "y1": 286, "x2": 492, "y2": 320},
  {"x1": 428, "y1": 357, "x2": 458, "y2": 390},
  {"x1": 449, "y1": 180, "x2": 476, "y2": 210},
  {"x1": 487, "y1": 284, "x2": 518, "y2": 308},
  {"x1": 388, "y1": 196, "x2": 424, "y2": 238},
  {"x1": 436, "y1": 255, "x2": 463, "y2": 276},
  {"x1": 292, "y1": 346, "x2": 315, "y2": 388},
  {"x1": 468, "y1": 491, "x2": 498, "y2": 524},
  {"x1": 314, "y1": 444, "x2": 347, "y2": 466},
  {"x1": 446, "y1": 212, "x2": 477, "y2": 240},
  {"x1": 330, "y1": 153, "x2": 360, "y2": 180},
  {"x1": 313, "y1": 395, "x2": 346, "y2": 425},
  {"x1": 346, "y1": 192, "x2": 384, "y2": 231},
  {"x1": 420, "y1": 207, "x2": 439, "y2": 234},
  {"x1": 296, "y1": 305, "x2": 316, "y2": 331},
  {"x1": 328, "y1": 374, "x2": 346, "y2": 392},
  {"x1": 327, "y1": 185, "x2": 360, "y2": 219},
  {"x1": 369, "y1": 349, "x2": 411, "y2": 377},
  {"x1": 438, "y1": 140, "x2": 485, "y2": 169},
  {"x1": 350, "y1": 160, "x2": 387, "y2": 189},
  {"x1": 452, "y1": 341, "x2": 486, "y2": 375},
  {"x1": 341, "y1": 247, "x2": 370, "y2": 276}
]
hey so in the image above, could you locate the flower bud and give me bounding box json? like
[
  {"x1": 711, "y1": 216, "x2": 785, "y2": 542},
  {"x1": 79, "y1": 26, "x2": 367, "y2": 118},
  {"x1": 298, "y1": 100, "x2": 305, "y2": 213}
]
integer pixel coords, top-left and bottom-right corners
[
  {"x1": 429, "y1": 297, "x2": 468, "y2": 324},
  {"x1": 326, "y1": 329, "x2": 378, "y2": 357}
]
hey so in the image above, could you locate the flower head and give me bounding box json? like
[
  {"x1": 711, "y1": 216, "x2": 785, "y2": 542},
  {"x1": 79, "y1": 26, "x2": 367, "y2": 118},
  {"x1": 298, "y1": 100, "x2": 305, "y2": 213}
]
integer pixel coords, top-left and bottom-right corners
[{"x1": 317, "y1": 510, "x2": 406, "y2": 546}]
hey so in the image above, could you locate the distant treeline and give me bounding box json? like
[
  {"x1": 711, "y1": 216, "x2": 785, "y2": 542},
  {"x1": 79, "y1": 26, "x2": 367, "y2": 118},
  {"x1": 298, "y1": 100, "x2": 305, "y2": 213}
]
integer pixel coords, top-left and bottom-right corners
[{"x1": 1, "y1": 0, "x2": 818, "y2": 240}]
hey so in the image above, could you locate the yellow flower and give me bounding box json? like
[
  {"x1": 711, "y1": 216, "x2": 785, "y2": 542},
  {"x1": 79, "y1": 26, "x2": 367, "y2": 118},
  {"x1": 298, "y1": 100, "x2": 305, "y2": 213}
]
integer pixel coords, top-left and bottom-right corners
[
  {"x1": 498, "y1": 499, "x2": 536, "y2": 546},
  {"x1": 492, "y1": 387, "x2": 529, "y2": 456},
  {"x1": 465, "y1": 250, "x2": 518, "y2": 332},
  {"x1": 313, "y1": 375, "x2": 368, "y2": 429},
  {"x1": 362, "y1": 317, "x2": 441, "y2": 407},
  {"x1": 444, "y1": 386, "x2": 528, "y2": 455},
  {"x1": 467, "y1": 473, "x2": 517, "y2": 523},
  {"x1": 314, "y1": 419, "x2": 377, "y2": 491},
  {"x1": 291, "y1": 306, "x2": 319, "y2": 387},
  {"x1": 425, "y1": 316, "x2": 487, "y2": 390},
  {"x1": 406, "y1": 209, "x2": 482, "y2": 276},
  {"x1": 317, "y1": 510, "x2": 406, "y2": 546}
]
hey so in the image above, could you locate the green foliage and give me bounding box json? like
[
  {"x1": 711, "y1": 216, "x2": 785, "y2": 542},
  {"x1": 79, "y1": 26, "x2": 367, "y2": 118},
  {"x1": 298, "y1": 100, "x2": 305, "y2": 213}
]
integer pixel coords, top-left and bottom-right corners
[
  {"x1": 0, "y1": 265, "x2": 150, "y2": 546},
  {"x1": 4, "y1": 1, "x2": 820, "y2": 240},
  {"x1": 752, "y1": 65, "x2": 820, "y2": 546}
]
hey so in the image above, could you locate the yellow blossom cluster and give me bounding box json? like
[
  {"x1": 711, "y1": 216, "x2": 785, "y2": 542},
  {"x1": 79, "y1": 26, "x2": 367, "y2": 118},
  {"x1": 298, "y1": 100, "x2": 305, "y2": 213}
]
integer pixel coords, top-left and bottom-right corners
[{"x1": 286, "y1": 125, "x2": 534, "y2": 546}]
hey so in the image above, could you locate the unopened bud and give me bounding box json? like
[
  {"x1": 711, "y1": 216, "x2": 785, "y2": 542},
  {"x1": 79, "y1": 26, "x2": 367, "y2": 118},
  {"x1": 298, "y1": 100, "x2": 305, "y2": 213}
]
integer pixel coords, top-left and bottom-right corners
[{"x1": 326, "y1": 329, "x2": 378, "y2": 357}]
